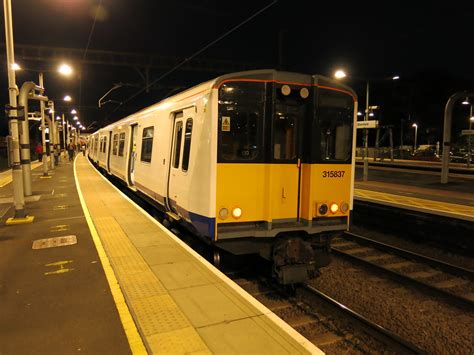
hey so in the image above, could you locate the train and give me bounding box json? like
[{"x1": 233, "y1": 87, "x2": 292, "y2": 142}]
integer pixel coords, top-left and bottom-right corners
[{"x1": 88, "y1": 69, "x2": 358, "y2": 284}]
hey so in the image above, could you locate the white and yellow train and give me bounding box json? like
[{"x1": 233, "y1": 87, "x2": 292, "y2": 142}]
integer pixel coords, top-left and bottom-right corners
[{"x1": 89, "y1": 69, "x2": 358, "y2": 284}]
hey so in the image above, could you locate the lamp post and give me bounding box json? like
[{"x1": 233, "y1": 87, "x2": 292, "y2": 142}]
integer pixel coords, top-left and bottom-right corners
[
  {"x1": 334, "y1": 69, "x2": 399, "y2": 181},
  {"x1": 468, "y1": 106, "x2": 473, "y2": 167},
  {"x1": 412, "y1": 123, "x2": 418, "y2": 152},
  {"x1": 3, "y1": 0, "x2": 28, "y2": 220}
]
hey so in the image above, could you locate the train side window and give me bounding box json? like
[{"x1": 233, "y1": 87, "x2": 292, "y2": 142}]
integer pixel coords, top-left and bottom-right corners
[
  {"x1": 112, "y1": 134, "x2": 118, "y2": 155},
  {"x1": 172, "y1": 121, "x2": 183, "y2": 168},
  {"x1": 181, "y1": 118, "x2": 193, "y2": 172},
  {"x1": 103, "y1": 137, "x2": 107, "y2": 153},
  {"x1": 140, "y1": 126, "x2": 154, "y2": 163},
  {"x1": 118, "y1": 132, "x2": 126, "y2": 156}
]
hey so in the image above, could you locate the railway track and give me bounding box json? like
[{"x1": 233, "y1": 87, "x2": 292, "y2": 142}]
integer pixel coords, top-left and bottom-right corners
[
  {"x1": 228, "y1": 271, "x2": 422, "y2": 354},
  {"x1": 332, "y1": 231, "x2": 474, "y2": 308}
]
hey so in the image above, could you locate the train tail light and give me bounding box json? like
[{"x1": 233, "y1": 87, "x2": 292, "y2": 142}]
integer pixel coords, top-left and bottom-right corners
[{"x1": 330, "y1": 203, "x2": 339, "y2": 214}]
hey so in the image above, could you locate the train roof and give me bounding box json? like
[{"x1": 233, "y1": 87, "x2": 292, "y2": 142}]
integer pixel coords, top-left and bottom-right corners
[{"x1": 94, "y1": 69, "x2": 357, "y2": 134}]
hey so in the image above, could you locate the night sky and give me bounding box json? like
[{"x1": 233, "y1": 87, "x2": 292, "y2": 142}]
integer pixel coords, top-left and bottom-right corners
[{"x1": 1, "y1": 0, "x2": 474, "y2": 147}]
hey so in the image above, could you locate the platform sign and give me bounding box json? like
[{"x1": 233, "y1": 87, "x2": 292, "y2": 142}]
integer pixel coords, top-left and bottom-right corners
[
  {"x1": 222, "y1": 116, "x2": 231, "y2": 131},
  {"x1": 356, "y1": 120, "x2": 379, "y2": 129},
  {"x1": 461, "y1": 129, "x2": 474, "y2": 135}
]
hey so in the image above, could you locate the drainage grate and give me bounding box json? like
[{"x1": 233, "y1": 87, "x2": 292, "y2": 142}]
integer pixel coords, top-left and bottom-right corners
[{"x1": 32, "y1": 235, "x2": 77, "y2": 249}]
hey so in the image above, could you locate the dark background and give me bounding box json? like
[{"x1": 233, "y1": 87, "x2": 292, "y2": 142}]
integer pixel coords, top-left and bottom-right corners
[{"x1": 1, "y1": 0, "x2": 474, "y2": 148}]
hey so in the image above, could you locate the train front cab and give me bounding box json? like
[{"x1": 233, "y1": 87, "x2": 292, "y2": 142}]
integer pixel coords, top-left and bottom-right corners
[{"x1": 214, "y1": 71, "x2": 357, "y2": 284}]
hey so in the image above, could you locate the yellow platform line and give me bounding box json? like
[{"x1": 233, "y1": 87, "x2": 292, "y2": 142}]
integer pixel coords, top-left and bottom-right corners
[
  {"x1": 355, "y1": 188, "x2": 474, "y2": 218},
  {"x1": 73, "y1": 156, "x2": 147, "y2": 354}
]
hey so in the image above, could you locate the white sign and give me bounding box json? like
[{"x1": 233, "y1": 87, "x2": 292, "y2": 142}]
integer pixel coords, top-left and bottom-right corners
[
  {"x1": 461, "y1": 129, "x2": 474, "y2": 135},
  {"x1": 356, "y1": 120, "x2": 379, "y2": 129}
]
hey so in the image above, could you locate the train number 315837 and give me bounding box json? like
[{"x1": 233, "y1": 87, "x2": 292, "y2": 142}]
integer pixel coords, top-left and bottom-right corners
[{"x1": 322, "y1": 171, "x2": 345, "y2": 178}]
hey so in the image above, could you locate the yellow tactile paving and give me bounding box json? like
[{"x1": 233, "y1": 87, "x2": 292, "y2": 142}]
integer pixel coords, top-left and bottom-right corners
[
  {"x1": 75, "y1": 158, "x2": 211, "y2": 354},
  {"x1": 147, "y1": 327, "x2": 211, "y2": 355},
  {"x1": 355, "y1": 188, "x2": 474, "y2": 221}
]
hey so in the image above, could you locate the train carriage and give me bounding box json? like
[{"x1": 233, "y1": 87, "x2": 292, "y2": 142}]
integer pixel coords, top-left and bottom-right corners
[{"x1": 89, "y1": 69, "x2": 357, "y2": 284}]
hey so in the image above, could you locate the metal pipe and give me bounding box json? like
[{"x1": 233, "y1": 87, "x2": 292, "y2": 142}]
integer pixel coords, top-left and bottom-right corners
[
  {"x1": 3, "y1": 0, "x2": 26, "y2": 217},
  {"x1": 39, "y1": 73, "x2": 48, "y2": 176},
  {"x1": 18, "y1": 81, "x2": 37, "y2": 196},
  {"x1": 441, "y1": 91, "x2": 474, "y2": 183}
]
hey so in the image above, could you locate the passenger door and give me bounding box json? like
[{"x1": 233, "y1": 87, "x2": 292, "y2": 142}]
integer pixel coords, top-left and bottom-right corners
[
  {"x1": 128, "y1": 124, "x2": 138, "y2": 186},
  {"x1": 167, "y1": 108, "x2": 194, "y2": 215}
]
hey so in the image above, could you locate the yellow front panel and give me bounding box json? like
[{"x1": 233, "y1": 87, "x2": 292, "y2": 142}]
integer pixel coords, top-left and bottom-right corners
[
  {"x1": 304, "y1": 164, "x2": 352, "y2": 219},
  {"x1": 216, "y1": 163, "x2": 299, "y2": 223}
]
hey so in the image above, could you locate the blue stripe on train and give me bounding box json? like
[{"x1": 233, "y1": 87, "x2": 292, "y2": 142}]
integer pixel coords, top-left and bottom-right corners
[
  {"x1": 170, "y1": 200, "x2": 215, "y2": 240},
  {"x1": 189, "y1": 212, "x2": 215, "y2": 241}
]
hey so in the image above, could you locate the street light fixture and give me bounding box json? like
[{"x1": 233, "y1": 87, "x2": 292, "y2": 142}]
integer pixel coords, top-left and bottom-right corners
[
  {"x1": 71, "y1": 109, "x2": 77, "y2": 114},
  {"x1": 11, "y1": 62, "x2": 20, "y2": 71},
  {"x1": 73, "y1": 116, "x2": 78, "y2": 120},
  {"x1": 58, "y1": 63, "x2": 73, "y2": 76},
  {"x1": 64, "y1": 95, "x2": 72, "y2": 102},
  {"x1": 462, "y1": 97, "x2": 469, "y2": 105},
  {"x1": 334, "y1": 69, "x2": 347, "y2": 79}
]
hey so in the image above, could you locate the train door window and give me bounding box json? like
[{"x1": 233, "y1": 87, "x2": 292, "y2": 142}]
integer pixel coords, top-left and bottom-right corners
[
  {"x1": 317, "y1": 89, "x2": 353, "y2": 162},
  {"x1": 118, "y1": 132, "x2": 126, "y2": 156},
  {"x1": 94, "y1": 138, "x2": 98, "y2": 154},
  {"x1": 181, "y1": 118, "x2": 193, "y2": 172},
  {"x1": 172, "y1": 121, "x2": 183, "y2": 168},
  {"x1": 112, "y1": 134, "x2": 118, "y2": 155},
  {"x1": 102, "y1": 137, "x2": 107, "y2": 153},
  {"x1": 218, "y1": 82, "x2": 265, "y2": 162},
  {"x1": 273, "y1": 87, "x2": 307, "y2": 161},
  {"x1": 140, "y1": 126, "x2": 154, "y2": 163}
]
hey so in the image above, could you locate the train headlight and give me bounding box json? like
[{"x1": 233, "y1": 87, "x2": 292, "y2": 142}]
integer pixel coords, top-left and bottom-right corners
[
  {"x1": 318, "y1": 204, "x2": 328, "y2": 215},
  {"x1": 232, "y1": 207, "x2": 242, "y2": 219},
  {"x1": 340, "y1": 202, "x2": 349, "y2": 214},
  {"x1": 281, "y1": 85, "x2": 291, "y2": 96},
  {"x1": 330, "y1": 203, "x2": 339, "y2": 214},
  {"x1": 219, "y1": 208, "x2": 229, "y2": 220}
]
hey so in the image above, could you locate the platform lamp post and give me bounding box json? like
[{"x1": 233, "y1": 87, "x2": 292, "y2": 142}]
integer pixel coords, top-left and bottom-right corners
[
  {"x1": 412, "y1": 123, "x2": 418, "y2": 152},
  {"x1": 334, "y1": 69, "x2": 399, "y2": 181},
  {"x1": 2, "y1": 0, "x2": 32, "y2": 222},
  {"x1": 467, "y1": 106, "x2": 473, "y2": 168}
]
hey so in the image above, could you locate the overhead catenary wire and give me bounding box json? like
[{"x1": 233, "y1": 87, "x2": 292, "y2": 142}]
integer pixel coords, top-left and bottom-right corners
[{"x1": 112, "y1": 0, "x2": 278, "y2": 114}]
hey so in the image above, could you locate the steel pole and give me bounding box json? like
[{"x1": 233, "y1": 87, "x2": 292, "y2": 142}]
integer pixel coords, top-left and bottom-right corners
[
  {"x1": 414, "y1": 126, "x2": 417, "y2": 151},
  {"x1": 39, "y1": 73, "x2": 49, "y2": 176},
  {"x1": 62, "y1": 113, "x2": 66, "y2": 158},
  {"x1": 363, "y1": 81, "x2": 369, "y2": 181},
  {"x1": 3, "y1": 0, "x2": 26, "y2": 218},
  {"x1": 18, "y1": 81, "x2": 39, "y2": 196},
  {"x1": 468, "y1": 105, "x2": 472, "y2": 168}
]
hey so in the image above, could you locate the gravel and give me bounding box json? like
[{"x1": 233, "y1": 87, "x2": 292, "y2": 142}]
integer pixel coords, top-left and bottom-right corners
[{"x1": 310, "y1": 257, "x2": 474, "y2": 354}]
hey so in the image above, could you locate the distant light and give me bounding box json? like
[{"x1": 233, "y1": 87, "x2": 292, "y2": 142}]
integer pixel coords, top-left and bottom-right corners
[
  {"x1": 64, "y1": 95, "x2": 72, "y2": 102},
  {"x1": 48, "y1": 109, "x2": 53, "y2": 114},
  {"x1": 58, "y1": 64, "x2": 73, "y2": 76},
  {"x1": 470, "y1": 116, "x2": 474, "y2": 122},
  {"x1": 392, "y1": 75, "x2": 400, "y2": 80},
  {"x1": 11, "y1": 63, "x2": 21, "y2": 71},
  {"x1": 462, "y1": 98, "x2": 470, "y2": 105},
  {"x1": 73, "y1": 116, "x2": 78, "y2": 120},
  {"x1": 334, "y1": 70, "x2": 347, "y2": 79},
  {"x1": 56, "y1": 116, "x2": 61, "y2": 121},
  {"x1": 369, "y1": 112, "x2": 374, "y2": 117},
  {"x1": 76, "y1": 121, "x2": 81, "y2": 125},
  {"x1": 71, "y1": 109, "x2": 77, "y2": 114},
  {"x1": 412, "y1": 123, "x2": 418, "y2": 128},
  {"x1": 357, "y1": 112, "x2": 363, "y2": 116}
]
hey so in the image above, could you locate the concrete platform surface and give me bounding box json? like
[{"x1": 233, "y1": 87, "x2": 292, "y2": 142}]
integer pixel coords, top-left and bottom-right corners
[{"x1": 75, "y1": 155, "x2": 322, "y2": 354}]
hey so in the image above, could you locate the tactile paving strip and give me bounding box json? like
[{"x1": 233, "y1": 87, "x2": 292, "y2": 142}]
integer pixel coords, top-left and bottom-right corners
[{"x1": 76, "y1": 167, "x2": 210, "y2": 353}]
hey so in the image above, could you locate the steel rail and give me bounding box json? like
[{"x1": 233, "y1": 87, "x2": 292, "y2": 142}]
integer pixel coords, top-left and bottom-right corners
[{"x1": 302, "y1": 284, "x2": 424, "y2": 354}]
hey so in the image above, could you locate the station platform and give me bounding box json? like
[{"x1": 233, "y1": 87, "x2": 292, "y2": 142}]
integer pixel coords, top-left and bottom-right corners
[
  {"x1": 354, "y1": 165, "x2": 474, "y2": 222},
  {"x1": 0, "y1": 155, "x2": 321, "y2": 354}
]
